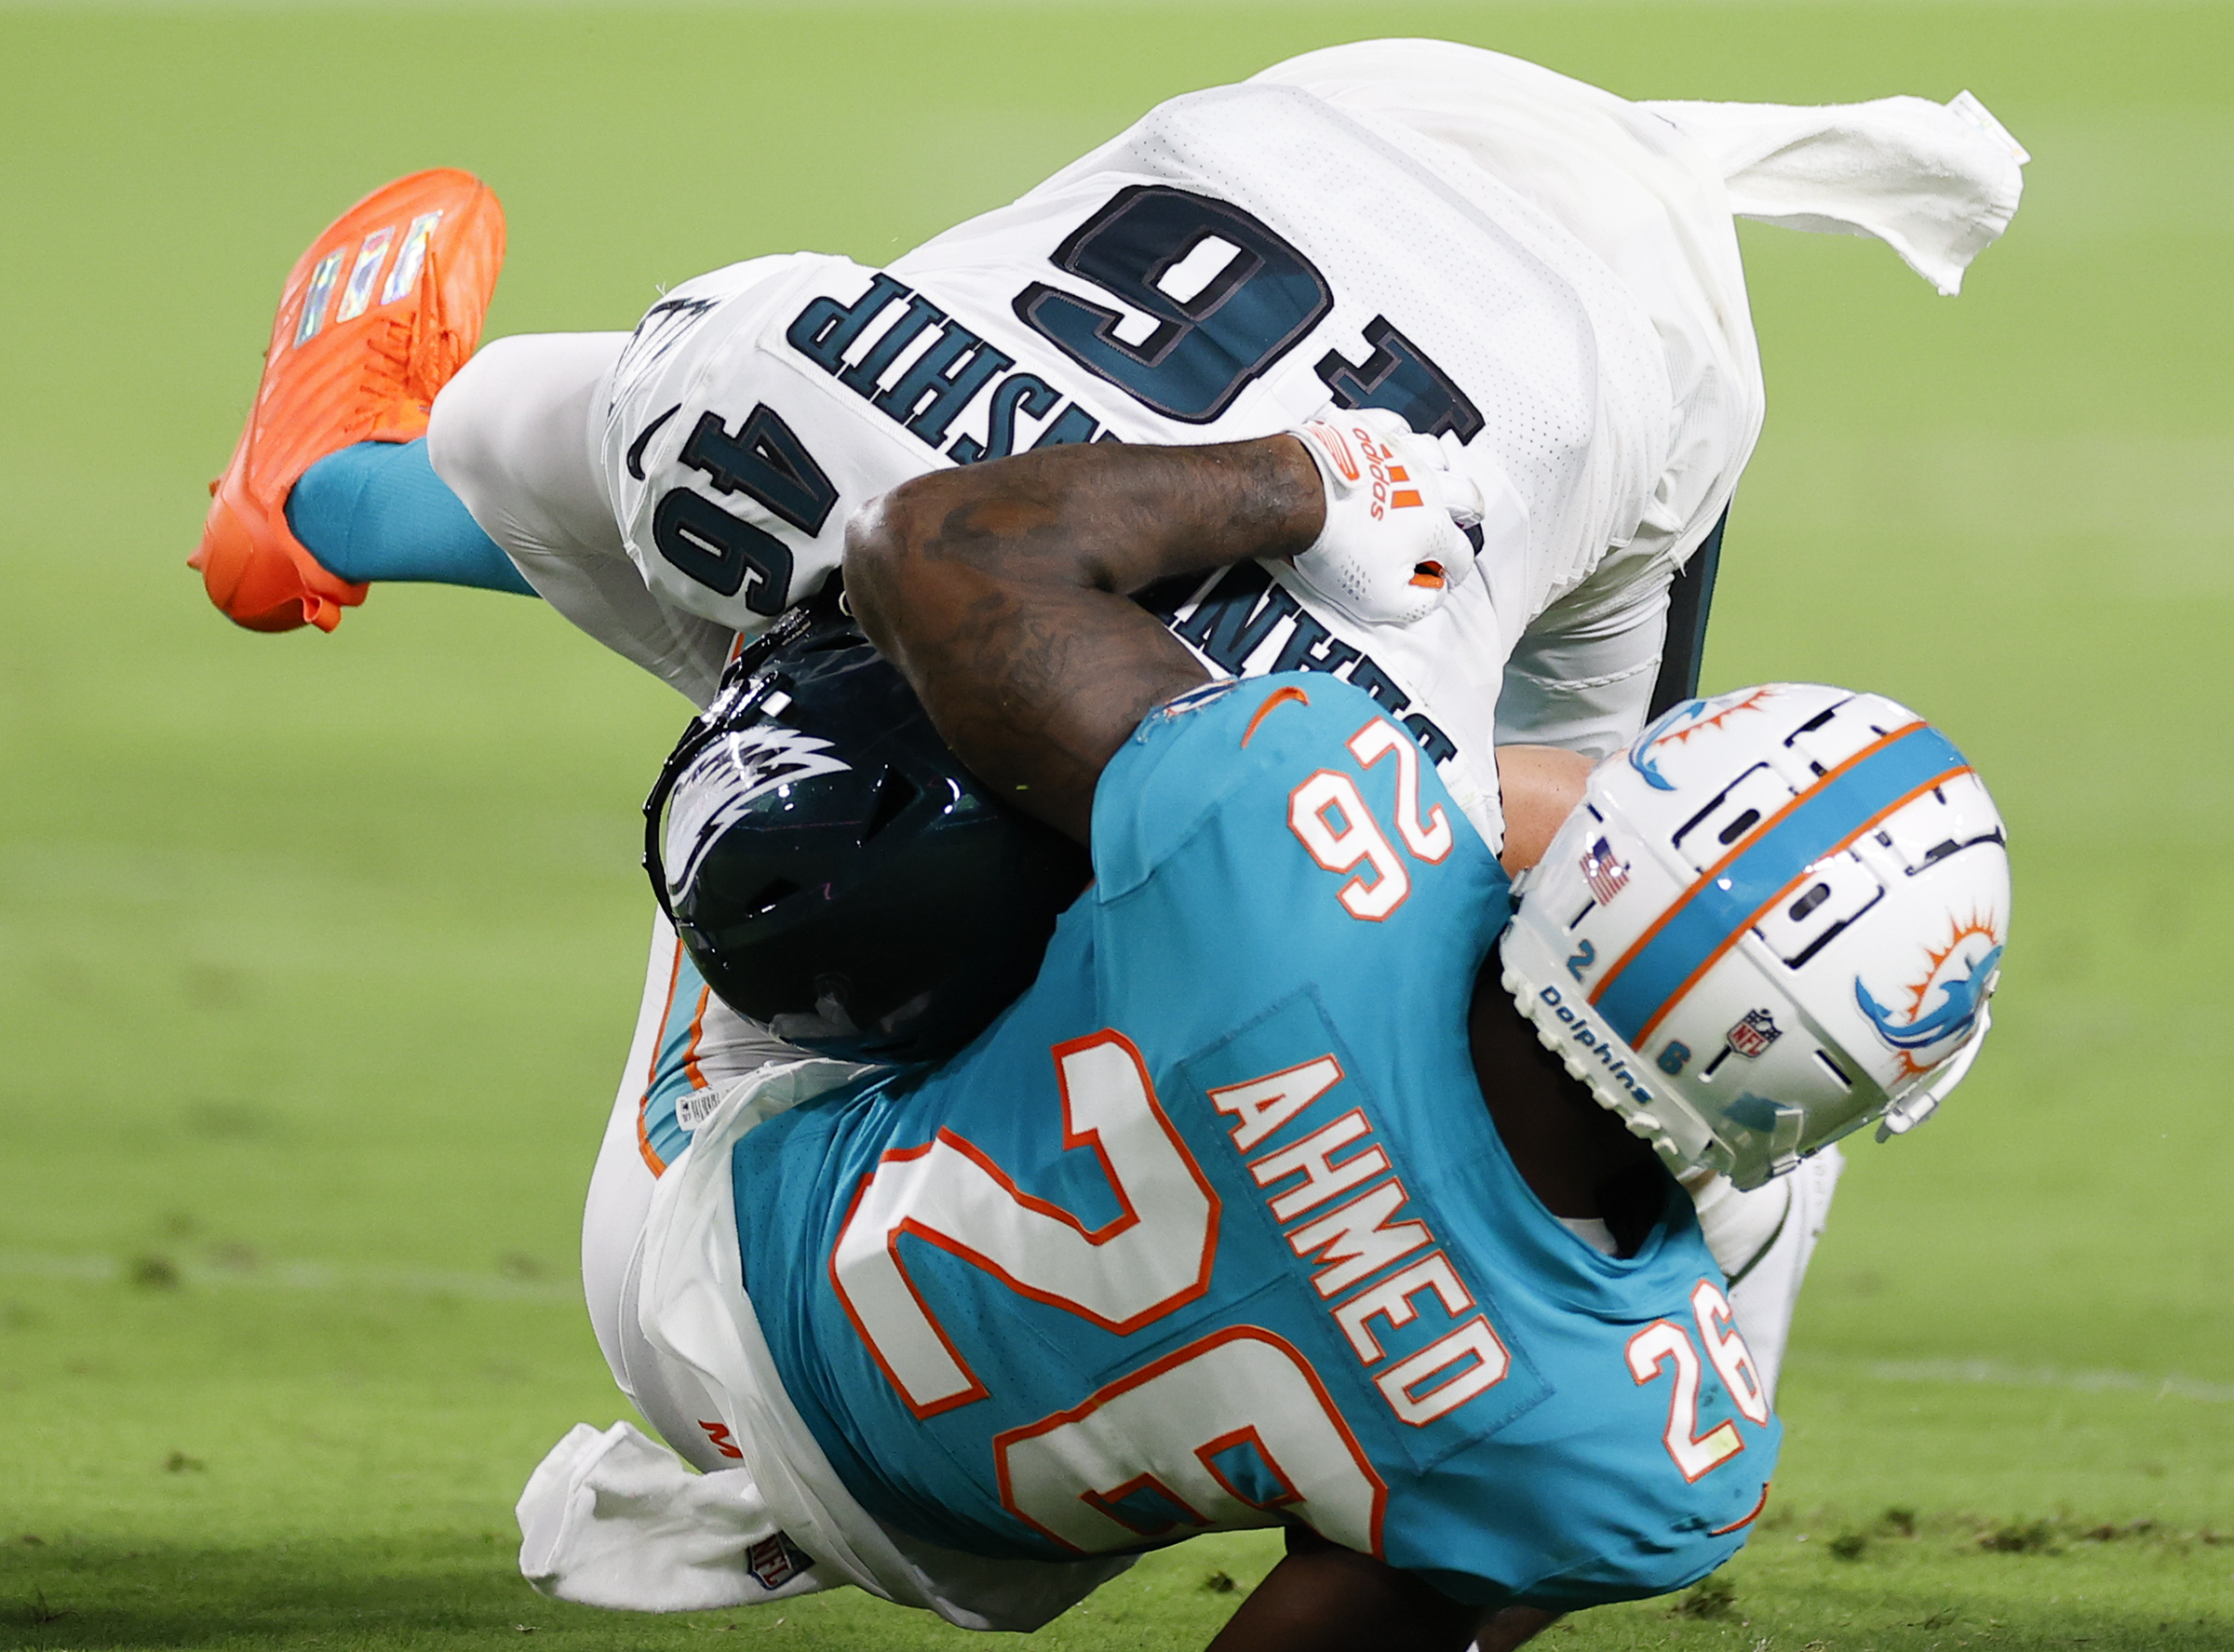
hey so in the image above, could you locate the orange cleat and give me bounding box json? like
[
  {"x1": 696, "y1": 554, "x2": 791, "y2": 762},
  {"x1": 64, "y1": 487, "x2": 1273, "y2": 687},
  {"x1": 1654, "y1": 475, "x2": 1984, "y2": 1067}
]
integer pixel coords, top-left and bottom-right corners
[{"x1": 194, "y1": 169, "x2": 505, "y2": 633}]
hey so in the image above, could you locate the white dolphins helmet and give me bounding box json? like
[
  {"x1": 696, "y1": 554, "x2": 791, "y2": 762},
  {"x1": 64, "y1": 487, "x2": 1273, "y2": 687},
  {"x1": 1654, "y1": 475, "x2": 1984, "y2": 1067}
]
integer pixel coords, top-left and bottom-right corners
[{"x1": 1501, "y1": 685, "x2": 2010, "y2": 1190}]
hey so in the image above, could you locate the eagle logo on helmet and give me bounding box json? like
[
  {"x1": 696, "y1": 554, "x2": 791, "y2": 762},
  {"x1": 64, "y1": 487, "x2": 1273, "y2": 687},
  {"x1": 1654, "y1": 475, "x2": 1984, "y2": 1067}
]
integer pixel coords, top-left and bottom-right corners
[
  {"x1": 713, "y1": 724, "x2": 851, "y2": 797},
  {"x1": 666, "y1": 726, "x2": 852, "y2": 893},
  {"x1": 1854, "y1": 912, "x2": 2004, "y2": 1070}
]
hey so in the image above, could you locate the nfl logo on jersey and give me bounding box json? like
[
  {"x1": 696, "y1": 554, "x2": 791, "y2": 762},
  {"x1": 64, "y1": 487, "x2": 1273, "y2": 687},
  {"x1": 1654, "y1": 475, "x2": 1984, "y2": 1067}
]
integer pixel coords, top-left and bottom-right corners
[{"x1": 747, "y1": 1533, "x2": 811, "y2": 1592}]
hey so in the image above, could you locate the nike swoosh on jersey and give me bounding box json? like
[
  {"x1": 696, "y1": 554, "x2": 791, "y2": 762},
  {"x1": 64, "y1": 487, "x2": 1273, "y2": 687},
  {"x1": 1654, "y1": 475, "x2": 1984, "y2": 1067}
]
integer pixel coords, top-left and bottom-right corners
[{"x1": 627, "y1": 403, "x2": 682, "y2": 481}]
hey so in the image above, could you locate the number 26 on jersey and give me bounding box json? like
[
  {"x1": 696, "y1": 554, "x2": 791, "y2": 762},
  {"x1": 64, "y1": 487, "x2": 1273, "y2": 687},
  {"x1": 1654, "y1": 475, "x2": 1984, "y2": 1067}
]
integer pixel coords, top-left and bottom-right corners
[{"x1": 1287, "y1": 714, "x2": 1454, "y2": 920}]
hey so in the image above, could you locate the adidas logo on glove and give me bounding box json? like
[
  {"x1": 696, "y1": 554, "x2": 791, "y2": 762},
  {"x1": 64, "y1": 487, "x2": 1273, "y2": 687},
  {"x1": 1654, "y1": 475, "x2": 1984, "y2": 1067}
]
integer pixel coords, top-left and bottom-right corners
[{"x1": 1286, "y1": 408, "x2": 1514, "y2": 628}]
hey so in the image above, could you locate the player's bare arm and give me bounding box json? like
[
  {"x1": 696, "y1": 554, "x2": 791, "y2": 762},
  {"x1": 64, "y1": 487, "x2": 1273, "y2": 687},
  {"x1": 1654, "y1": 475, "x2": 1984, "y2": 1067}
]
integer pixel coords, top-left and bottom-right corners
[
  {"x1": 1491, "y1": 744, "x2": 1592, "y2": 872},
  {"x1": 1207, "y1": 1527, "x2": 1558, "y2": 1652},
  {"x1": 845, "y1": 435, "x2": 1323, "y2": 843}
]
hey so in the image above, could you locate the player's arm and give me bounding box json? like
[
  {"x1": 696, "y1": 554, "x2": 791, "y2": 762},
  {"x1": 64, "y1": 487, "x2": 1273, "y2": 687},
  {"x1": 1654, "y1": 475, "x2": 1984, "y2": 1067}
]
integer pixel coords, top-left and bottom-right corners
[
  {"x1": 842, "y1": 437, "x2": 1324, "y2": 842},
  {"x1": 1204, "y1": 1528, "x2": 1559, "y2": 1652}
]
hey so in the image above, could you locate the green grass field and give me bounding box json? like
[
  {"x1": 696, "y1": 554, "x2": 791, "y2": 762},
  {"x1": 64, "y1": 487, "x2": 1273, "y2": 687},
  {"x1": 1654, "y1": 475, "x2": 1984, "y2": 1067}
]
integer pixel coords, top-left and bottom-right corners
[{"x1": 3, "y1": 3, "x2": 2229, "y2": 1647}]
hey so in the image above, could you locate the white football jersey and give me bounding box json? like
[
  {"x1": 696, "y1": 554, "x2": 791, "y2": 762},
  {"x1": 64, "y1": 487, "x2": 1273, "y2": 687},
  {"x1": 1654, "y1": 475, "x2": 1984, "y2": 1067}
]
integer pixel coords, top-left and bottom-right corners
[{"x1": 601, "y1": 80, "x2": 1726, "y2": 846}]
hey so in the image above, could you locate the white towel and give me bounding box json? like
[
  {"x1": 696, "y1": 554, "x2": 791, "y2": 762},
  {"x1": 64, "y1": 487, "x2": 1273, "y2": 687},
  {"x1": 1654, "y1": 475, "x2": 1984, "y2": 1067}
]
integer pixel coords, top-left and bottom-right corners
[{"x1": 1645, "y1": 90, "x2": 2029, "y2": 296}]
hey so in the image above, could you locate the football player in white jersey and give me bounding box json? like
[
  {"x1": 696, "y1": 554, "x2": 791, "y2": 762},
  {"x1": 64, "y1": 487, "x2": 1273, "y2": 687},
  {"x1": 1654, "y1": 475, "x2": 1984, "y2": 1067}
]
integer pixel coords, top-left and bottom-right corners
[{"x1": 194, "y1": 41, "x2": 2026, "y2": 1406}]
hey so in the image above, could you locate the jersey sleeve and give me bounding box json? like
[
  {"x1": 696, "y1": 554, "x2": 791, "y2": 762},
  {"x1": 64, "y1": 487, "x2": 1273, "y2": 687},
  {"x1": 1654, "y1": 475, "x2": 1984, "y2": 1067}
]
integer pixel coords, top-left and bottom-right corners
[
  {"x1": 1088, "y1": 674, "x2": 1510, "y2": 1031},
  {"x1": 1094, "y1": 676, "x2": 1392, "y2": 894}
]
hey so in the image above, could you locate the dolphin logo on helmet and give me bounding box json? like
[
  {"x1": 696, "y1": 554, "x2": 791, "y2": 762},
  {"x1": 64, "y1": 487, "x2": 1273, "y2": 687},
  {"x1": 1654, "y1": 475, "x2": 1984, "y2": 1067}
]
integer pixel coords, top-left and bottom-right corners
[
  {"x1": 1626, "y1": 687, "x2": 1780, "y2": 793},
  {"x1": 1626, "y1": 698, "x2": 1708, "y2": 792},
  {"x1": 1855, "y1": 941, "x2": 2003, "y2": 1052}
]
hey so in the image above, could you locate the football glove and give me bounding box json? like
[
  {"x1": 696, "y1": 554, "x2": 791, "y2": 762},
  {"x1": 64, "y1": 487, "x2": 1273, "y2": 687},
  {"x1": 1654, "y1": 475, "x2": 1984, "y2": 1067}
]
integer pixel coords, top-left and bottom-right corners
[{"x1": 1285, "y1": 408, "x2": 1483, "y2": 628}]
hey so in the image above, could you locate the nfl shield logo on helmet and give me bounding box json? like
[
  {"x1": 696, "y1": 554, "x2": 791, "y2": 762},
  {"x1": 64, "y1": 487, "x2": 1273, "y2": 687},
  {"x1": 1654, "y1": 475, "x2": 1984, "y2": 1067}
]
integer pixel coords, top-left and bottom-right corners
[{"x1": 1725, "y1": 1008, "x2": 1782, "y2": 1059}]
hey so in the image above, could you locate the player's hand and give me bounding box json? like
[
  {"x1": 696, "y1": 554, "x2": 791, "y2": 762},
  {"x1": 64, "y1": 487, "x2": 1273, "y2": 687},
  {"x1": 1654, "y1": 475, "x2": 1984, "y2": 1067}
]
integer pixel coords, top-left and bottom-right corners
[{"x1": 1285, "y1": 409, "x2": 1483, "y2": 628}]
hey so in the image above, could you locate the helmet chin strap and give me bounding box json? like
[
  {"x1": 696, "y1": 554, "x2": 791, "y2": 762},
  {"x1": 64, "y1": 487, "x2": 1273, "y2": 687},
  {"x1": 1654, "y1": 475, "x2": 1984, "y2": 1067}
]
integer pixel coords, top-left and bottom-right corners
[{"x1": 1876, "y1": 998, "x2": 1994, "y2": 1141}]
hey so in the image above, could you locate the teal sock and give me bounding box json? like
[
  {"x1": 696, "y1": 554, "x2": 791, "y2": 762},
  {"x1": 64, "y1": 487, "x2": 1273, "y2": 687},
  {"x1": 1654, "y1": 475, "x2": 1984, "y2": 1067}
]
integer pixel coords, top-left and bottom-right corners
[{"x1": 285, "y1": 438, "x2": 538, "y2": 598}]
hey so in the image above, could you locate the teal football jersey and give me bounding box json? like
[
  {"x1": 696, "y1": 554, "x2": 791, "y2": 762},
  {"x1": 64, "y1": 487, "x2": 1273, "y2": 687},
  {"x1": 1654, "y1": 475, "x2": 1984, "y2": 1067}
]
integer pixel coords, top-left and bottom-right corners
[{"x1": 729, "y1": 675, "x2": 1777, "y2": 1609}]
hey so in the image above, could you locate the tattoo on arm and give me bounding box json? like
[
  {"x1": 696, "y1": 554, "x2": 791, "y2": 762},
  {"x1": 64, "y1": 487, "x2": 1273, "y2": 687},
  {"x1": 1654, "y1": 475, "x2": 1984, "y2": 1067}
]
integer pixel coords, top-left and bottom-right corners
[{"x1": 845, "y1": 437, "x2": 1323, "y2": 843}]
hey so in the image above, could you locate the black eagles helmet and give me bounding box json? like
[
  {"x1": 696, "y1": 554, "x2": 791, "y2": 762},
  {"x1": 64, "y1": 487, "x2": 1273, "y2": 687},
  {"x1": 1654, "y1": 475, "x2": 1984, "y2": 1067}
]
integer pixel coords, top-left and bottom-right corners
[{"x1": 641, "y1": 586, "x2": 1092, "y2": 1066}]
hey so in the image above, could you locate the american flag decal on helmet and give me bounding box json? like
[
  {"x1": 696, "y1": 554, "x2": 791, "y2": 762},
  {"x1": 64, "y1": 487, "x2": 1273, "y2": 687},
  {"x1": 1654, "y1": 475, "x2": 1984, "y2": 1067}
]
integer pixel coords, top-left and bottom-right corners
[{"x1": 1581, "y1": 837, "x2": 1629, "y2": 905}]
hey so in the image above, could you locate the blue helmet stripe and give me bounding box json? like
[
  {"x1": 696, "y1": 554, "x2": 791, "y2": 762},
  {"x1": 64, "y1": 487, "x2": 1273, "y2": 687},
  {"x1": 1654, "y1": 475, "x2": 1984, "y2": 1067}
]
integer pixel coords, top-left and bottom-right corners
[{"x1": 1589, "y1": 723, "x2": 1972, "y2": 1047}]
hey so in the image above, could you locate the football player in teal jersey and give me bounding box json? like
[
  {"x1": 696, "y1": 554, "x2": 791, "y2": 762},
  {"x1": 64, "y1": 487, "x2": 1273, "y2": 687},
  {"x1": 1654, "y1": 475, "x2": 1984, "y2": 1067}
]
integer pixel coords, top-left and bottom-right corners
[{"x1": 519, "y1": 431, "x2": 2009, "y2": 1649}]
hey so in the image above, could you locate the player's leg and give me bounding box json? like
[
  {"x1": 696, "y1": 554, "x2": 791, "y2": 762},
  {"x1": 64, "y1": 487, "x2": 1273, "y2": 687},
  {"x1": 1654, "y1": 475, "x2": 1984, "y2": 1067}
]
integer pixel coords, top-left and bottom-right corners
[
  {"x1": 538, "y1": 1008, "x2": 833, "y2": 1617},
  {"x1": 427, "y1": 333, "x2": 736, "y2": 703},
  {"x1": 547, "y1": 911, "x2": 852, "y2": 1605},
  {"x1": 582, "y1": 909, "x2": 814, "y2": 1415},
  {"x1": 285, "y1": 437, "x2": 534, "y2": 595},
  {"x1": 247, "y1": 327, "x2": 655, "y2": 615},
  {"x1": 191, "y1": 168, "x2": 730, "y2": 699},
  {"x1": 579, "y1": 912, "x2": 676, "y2": 1386},
  {"x1": 424, "y1": 330, "x2": 625, "y2": 558}
]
